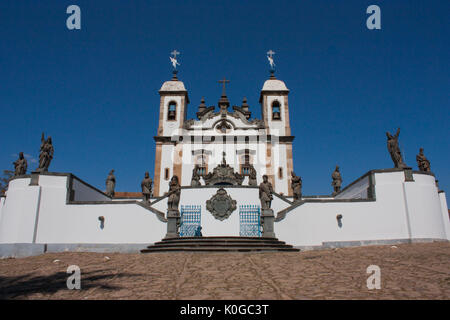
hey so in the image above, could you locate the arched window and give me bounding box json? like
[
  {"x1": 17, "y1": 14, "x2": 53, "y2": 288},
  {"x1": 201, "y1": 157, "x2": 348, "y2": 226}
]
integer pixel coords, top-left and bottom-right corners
[
  {"x1": 272, "y1": 101, "x2": 281, "y2": 120},
  {"x1": 196, "y1": 155, "x2": 207, "y2": 176},
  {"x1": 167, "y1": 101, "x2": 177, "y2": 121},
  {"x1": 240, "y1": 154, "x2": 252, "y2": 176}
]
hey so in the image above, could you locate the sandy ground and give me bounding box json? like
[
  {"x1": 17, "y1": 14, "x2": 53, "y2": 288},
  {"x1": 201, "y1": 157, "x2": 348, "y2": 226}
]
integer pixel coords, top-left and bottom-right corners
[{"x1": 0, "y1": 242, "x2": 449, "y2": 300}]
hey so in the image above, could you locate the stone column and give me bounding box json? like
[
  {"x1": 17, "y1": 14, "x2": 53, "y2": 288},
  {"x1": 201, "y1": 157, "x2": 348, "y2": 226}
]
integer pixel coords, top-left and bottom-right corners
[
  {"x1": 261, "y1": 209, "x2": 275, "y2": 238},
  {"x1": 165, "y1": 209, "x2": 180, "y2": 239}
]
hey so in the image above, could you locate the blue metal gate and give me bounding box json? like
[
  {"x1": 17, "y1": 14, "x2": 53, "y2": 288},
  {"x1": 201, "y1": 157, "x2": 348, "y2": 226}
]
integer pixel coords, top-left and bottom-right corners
[
  {"x1": 239, "y1": 205, "x2": 261, "y2": 237},
  {"x1": 180, "y1": 205, "x2": 201, "y2": 237}
]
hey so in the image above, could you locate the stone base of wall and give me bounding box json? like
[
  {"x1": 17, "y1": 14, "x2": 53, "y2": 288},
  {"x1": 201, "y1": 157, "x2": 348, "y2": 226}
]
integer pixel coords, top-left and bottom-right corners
[
  {"x1": 0, "y1": 243, "x2": 150, "y2": 259},
  {"x1": 295, "y1": 238, "x2": 449, "y2": 251}
]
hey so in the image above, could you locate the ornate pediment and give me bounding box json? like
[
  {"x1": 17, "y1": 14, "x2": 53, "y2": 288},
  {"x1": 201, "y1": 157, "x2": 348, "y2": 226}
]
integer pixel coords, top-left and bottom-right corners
[{"x1": 203, "y1": 153, "x2": 244, "y2": 186}]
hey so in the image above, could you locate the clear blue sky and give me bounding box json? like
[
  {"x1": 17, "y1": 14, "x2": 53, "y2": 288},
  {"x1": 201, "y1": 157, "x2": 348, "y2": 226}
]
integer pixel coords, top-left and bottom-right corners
[{"x1": 1, "y1": 0, "x2": 449, "y2": 196}]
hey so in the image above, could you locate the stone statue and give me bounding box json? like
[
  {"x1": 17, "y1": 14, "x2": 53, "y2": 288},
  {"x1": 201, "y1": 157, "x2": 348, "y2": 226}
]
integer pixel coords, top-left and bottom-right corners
[
  {"x1": 105, "y1": 169, "x2": 116, "y2": 197},
  {"x1": 141, "y1": 171, "x2": 153, "y2": 202},
  {"x1": 259, "y1": 175, "x2": 274, "y2": 210},
  {"x1": 191, "y1": 165, "x2": 201, "y2": 187},
  {"x1": 416, "y1": 148, "x2": 431, "y2": 172},
  {"x1": 13, "y1": 152, "x2": 27, "y2": 176},
  {"x1": 331, "y1": 166, "x2": 342, "y2": 195},
  {"x1": 37, "y1": 132, "x2": 54, "y2": 172},
  {"x1": 248, "y1": 166, "x2": 257, "y2": 186},
  {"x1": 386, "y1": 128, "x2": 407, "y2": 169},
  {"x1": 167, "y1": 175, "x2": 181, "y2": 210},
  {"x1": 291, "y1": 172, "x2": 302, "y2": 201}
]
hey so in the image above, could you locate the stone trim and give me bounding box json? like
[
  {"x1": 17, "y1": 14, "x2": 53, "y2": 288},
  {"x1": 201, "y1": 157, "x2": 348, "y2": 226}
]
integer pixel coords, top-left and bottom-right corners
[{"x1": 153, "y1": 135, "x2": 295, "y2": 144}]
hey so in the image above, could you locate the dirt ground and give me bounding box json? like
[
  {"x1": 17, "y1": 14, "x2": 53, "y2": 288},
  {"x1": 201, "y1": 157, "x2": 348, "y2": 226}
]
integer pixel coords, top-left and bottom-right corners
[{"x1": 0, "y1": 242, "x2": 449, "y2": 300}]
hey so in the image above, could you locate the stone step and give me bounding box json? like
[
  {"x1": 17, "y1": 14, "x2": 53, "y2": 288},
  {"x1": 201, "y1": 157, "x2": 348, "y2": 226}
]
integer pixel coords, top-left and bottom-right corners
[
  {"x1": 141, "y1": 236, "x2": 299, "y2": 253},
  {"x1": 154, "y1": 238, "x2": 286, "y2": 245},
  {"x1": 141, "y1": 246, "x2": 299, "y2": 253},
  {"x1": 147, "y1": 243, "x2": 293, "y2": 249}
]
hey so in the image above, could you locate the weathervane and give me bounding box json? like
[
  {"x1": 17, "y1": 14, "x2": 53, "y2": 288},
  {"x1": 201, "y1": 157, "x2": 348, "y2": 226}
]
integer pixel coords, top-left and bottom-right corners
[
  {"x1": 267, "y1": 50, "x2": 276, "y2": 71},
  {"x1": 170, "y1": 50, "x2": 180, "y2": 70}
]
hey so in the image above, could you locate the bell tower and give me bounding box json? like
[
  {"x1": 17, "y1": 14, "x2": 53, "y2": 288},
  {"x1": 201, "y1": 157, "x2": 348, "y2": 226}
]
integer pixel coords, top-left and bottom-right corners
[
  {"x1": 154, "y1": 70, "x2": 190, "y2": 197},
  {"x1": 259, "y1": 57, "x2": 294, "y2": 196}
]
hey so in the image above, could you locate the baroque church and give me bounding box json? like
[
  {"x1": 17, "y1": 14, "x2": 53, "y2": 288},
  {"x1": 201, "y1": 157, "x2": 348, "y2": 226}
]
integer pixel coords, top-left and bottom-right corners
[
  {"x1": 1, "y1": 51, "x2": 448, "y2": 256},
  {"x1": 153, "y1": 69, "x2": 294, "y2": 197}
]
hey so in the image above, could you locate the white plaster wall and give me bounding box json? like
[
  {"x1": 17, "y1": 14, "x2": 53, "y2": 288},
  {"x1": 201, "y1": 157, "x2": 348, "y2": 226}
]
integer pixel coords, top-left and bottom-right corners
[
  {"x1": 335, "y1": 176, "x2": 370, "y2": 199},
  {"x1": 438, "y1": 192, "x2": 450, "y2": 239},
  {"x1": 0, "y1": 178, "x2": 41, "y2": 243},
  {"x1": 0, "y1": 176, "x2": 165, "y2": 244},
  {"x1": 72, "y1": 177, "x2": 110, "y2": 201},
  {"x1": 151, "y1": 186, "x2": 292, "y2": 236},
  {"x1": 159, "y1": 144, "x2": 174, "y2": 195},
  {"x1": 272, "y1": 143, "x2": 288, "y2": 195},
  {"x1": 0, "y1": 197, "x2": 5, "y2": 225},
  {"x1": 1, "y1": 171, "x2": 447, "y2": 247},
  {"x1": 404, "y1": 174, "x2": 447, "y2": 239},
  {"x1": 275, "y1": 171, "x2": 446, "y2": 246}
]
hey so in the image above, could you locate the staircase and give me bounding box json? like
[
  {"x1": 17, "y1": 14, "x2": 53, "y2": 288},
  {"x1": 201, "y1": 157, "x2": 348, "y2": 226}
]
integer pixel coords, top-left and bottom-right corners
[{"x1": 141, "y1": 236, "x2": 300, "y2": 253}]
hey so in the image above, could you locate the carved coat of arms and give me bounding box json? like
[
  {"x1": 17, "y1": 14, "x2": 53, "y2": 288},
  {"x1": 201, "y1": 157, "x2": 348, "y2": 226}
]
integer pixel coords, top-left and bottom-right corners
[{"x1": 206, "y1": 188, "x2": 237, "y2": 221}]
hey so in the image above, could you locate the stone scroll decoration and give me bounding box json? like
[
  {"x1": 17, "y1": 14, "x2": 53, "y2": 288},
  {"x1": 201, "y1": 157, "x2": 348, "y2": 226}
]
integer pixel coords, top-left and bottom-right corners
[{"x1": 206, "y1": 188, "x2": 237, "y2": 221}]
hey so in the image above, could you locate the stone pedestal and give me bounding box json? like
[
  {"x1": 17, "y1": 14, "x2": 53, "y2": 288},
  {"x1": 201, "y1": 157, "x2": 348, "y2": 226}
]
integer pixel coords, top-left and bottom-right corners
[
  {"x1": 29, "y1": 171, "x2": 40, "y2": 186},
  {"x1": 165, "y1": 209, "x2": 180, "y2": 239},
  {"x1": 261, "y1": 209, "x2": 275, "y2": 238}
]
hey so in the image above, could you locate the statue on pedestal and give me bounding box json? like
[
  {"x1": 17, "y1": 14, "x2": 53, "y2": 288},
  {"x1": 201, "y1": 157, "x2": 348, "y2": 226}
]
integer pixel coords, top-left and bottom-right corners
[
  {"x1": 331, "y1": 166, "x2": 342, "y2": 195},
  {"x1": 291, "y1": 172, "x2": 302, "y2": 201},
  {"x1": 141, "y1": 171, "x2": 153, "y2": 203},
  {"x1": 259, "y1": 175, "x2": 273, "y2": 210},
  {"x1": 248, "y1": 166, "x2": 257, "y2": 186},
  {"x1": 37, "y1": 132, "x2": 54, "y2": 172},
  {"x1": 191, "y1": 165, "x2": 201, "y2": 187},
  {"x1": 386, "y1": 128, "x2": 407, "y2": 169},
  {"x1": 13, "y1": 152, "x2": 27, "y2": 177},
  {"x1": 167, "y1": 175, "x2": 181, "y2": 210},
  {"x1": 105, "y1": 170, "x2": 116, "y2": 197},
  {"x1": 416, "y1": 148, "x2": 431, "y2": 172}
]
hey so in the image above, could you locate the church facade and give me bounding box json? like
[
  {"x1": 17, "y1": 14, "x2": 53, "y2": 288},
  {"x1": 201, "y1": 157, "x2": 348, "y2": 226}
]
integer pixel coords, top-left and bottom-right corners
[{"x1": 153, "y1": 71, "x2": 294, "y2": 197}]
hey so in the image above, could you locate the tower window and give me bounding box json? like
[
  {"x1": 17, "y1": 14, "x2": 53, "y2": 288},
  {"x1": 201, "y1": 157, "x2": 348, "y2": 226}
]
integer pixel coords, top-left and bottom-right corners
[
  {"x1": 164, "y1": 168, "x2": 170, "y2": 180},
  {"x1": 272, "y1": 101, "x2": 281, "y2": 120},
  {"x1": 278, "y1": 167, "x2": 283, "y2": 179},
  {"x1": 167, "y1": 101, "x2": 177, "y2": 121}
]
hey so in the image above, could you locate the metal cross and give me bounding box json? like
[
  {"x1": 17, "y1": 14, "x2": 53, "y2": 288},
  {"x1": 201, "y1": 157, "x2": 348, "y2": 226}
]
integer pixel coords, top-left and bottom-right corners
[
  {"x1": 267, "y1": 50, "x2": 276, "y2": 58},
  {"x1": 218, "y1": 78, "x2": 230, "y2": 96},
  {"x1": 171, "y1": 50, "x2": 180, "y2": 58}
]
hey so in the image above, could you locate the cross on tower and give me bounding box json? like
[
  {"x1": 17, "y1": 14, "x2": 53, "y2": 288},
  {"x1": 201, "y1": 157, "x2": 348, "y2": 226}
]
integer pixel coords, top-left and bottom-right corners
[
  {"x1": 267, "y1": 50, "x2": 276, "y2": 58},
  {"x1": 171, "y1": 50, "x2": 180, "y2": 58},
  {"x1": 218, "y1": 78, "x2": 230, "y2": 96}
]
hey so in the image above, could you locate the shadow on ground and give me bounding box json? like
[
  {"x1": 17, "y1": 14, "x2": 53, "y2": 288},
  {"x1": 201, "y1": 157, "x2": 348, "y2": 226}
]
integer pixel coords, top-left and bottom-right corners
[{"x1": 0, "y1": 269, "x2": 143, "y2": 299}]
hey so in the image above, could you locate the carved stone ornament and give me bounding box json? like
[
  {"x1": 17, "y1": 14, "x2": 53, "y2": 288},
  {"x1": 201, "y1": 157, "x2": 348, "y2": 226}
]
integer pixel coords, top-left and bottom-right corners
[
  {"x1": 206, "y1": 188, "x2": 237, "y2": 221},
  {"x1": 203, "y1": 153, "x2": 244, "y2": 186}
]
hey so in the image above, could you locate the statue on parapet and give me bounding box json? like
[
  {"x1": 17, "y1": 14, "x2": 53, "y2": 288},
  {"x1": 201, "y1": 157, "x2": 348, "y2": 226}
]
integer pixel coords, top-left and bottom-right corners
[
  {"x1": 167, "y1": 175, "x2": 181, "y2": 210},
  {"x1": 248, "y1": 166, "x2": 257, "y2": 186},
  {"x1": 141, "y1": 171, "x2": 153, "y2": 203},
  {"x1": 331, "y1": 166, "x2": 342, "y2": 195},
  {"x1": 386, "y1": 128, "x2": 407, "y2": 169},
  {"x1": 416, "y1": 148, "x2": 431, "y2": 172},
  {"x1": 13, "y1": 152, "x2": 27, "y2": 177},
  {"x1": 259, "y1": 175, "x2": 273, "y2": 210},
  {"x1": 291, "y1": 171, "x2": 302, "y2": 202},
  {"x1": 191, "y1": 165, "x2": 201, "y2": 187},
  {"x1": 105, "y1": 169, "x2": 116, "y2": 197},
  {"x1": 36, "y1": 132, "x2": 54, "y2": 173}
]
